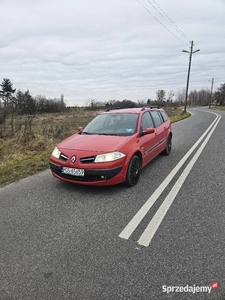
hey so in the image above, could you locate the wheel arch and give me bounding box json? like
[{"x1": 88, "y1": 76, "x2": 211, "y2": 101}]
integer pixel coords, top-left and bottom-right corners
[
  {"x1": 133, "y1": 150, "x2": 143, "y2": 165},
  {"x1": 124, "y1": 149, "x2": 143, "y2": 169}
]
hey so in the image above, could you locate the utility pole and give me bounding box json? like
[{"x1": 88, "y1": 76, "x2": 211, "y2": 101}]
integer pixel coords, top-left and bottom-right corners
[
  {"x1": 182, "y1": 41, "x2": 200, "y2": 113},
  {"x1": 209, "y1": 78, "x2": 214, "y2": 109}
]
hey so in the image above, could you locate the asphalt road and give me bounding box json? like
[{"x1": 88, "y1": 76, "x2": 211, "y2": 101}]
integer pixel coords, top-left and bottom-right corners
[{"x1": 1, "y1": 108, "x2": 225, "y2": 300}]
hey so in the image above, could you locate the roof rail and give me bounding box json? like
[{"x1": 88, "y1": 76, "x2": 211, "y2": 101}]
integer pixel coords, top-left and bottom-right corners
[{"x1": 141, "y1": 105, "x2": 160, "y2": 110}]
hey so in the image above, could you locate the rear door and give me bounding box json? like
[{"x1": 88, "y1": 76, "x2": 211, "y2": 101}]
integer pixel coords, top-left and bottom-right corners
[{"x1": 150, "y1": 110, "x2": 167, "y2": 153}]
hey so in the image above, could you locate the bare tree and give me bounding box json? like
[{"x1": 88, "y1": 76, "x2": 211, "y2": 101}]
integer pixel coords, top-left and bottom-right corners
[
  {"x1": 215, "y1": 84, "x2": 225, "y2": 105},
  {"x1": 156, "y1": 90, "x2": 166, "y2": 102},
  {"x1": 175, "y1": 88, "x2": 186, "y2": 105},
  {"x1": 167, "y1": 90, "x2": 175, "y2": 102}
]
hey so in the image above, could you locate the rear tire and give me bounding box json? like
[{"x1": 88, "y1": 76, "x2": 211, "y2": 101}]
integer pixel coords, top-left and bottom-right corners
[
  {"x1": 125, "y1": 155, "x2": 141, "y2": 187},
  {"x1": 162, "y1": 135, "x2": 172, "y2": 155}
]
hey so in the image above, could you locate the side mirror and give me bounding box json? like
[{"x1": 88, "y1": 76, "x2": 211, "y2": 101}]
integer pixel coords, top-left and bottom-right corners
[
  {"x1": 78, "y1": 126, "x2": 84, "y2": 132},
  {"x1": 142, "y1": 128, "x2": 155, "y2": 135}
]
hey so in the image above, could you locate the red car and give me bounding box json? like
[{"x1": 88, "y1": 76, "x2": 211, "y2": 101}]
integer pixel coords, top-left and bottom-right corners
[{"x1": 50, "y1": 107, "x2": 172, "y2": 187}]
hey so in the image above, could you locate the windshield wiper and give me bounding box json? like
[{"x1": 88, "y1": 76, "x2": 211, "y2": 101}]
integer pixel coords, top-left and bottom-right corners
[
  {"x1": 80, "y1": 131, "x2": 92, "y2": 135},
  {"x1": 97, "y1": 133, "x2": 118, "y2": 136}
]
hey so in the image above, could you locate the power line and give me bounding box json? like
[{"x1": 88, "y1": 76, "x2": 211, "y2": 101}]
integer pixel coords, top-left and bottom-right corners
[
  {"x1": 194, "y1": 52, "x2": 212, "y2": 78},
  {"x1": 188, "y1": 42, "x2": 212, "y2": 79},
  {"x1": 136, "y1": 0, "x2": 190, "y2": 47},
  {"x1": 147, "y1": 0, "x2": 191, "y2": 43},
  {"x1": 136, "y1": 0, "x2": 213, "y2": 81}
]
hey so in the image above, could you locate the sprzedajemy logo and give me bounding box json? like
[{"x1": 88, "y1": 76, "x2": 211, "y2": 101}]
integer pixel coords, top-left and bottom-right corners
[{"x1": 162, "y1": 282, "x2": 219, "y2": 294}]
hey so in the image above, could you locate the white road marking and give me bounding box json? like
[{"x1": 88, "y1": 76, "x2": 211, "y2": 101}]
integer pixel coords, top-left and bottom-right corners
[
  {"x1": 119, "y1": 111, "x2": 220, "y2": 241},
  {"x1": 138, "y1": 113, "x2": 221, "y2": 246}
]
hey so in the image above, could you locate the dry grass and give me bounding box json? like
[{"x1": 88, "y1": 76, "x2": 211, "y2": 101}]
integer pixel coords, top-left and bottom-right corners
[
  {"x1": 0, "y1": 107, "x2": 190, "y2": 187},
  {"x1": 0, "y1": 109, "x2": 100, "y2": 187}
]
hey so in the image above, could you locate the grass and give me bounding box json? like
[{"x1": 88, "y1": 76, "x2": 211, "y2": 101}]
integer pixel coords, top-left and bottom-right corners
[
  {"x1": 210, "y1": 105, "x2": 225, "y2": 111},
  {"x1": 170, "y1": 111, "x2": 191, "y2": 123},
  {"x1": 0, "y1": 146, "x2": 52, "y2": 184},
  {"x1": 0, "y1": 107, "x2": 190, "y2": 187},
  {"x1": 0, "y1": 109, "x2": 100, "y2": 187}
]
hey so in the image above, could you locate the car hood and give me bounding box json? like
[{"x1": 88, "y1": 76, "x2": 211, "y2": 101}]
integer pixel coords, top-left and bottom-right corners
[{"x1": 58, "y1": 134, "x2": 132, "y2": 153}]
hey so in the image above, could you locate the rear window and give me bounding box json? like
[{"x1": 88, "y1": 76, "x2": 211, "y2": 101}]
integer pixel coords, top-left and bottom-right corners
[
  {"x1": 160, "y1": 111, "x2": 169, "y2": 122},
  {"x1": 150, "y1": 111, "x2": 163, "y2": 127}
]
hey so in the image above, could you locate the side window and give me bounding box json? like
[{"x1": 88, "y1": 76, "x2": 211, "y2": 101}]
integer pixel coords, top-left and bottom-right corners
[
  {"x1": 160, "y1": 111, "x2": 168, "y2": 122},
  {"x1": 150, "y1": 111, "x2": 163, "y2": 127},
  {"x1": 141, "y1": 112, "x2": 154, "y2": 131}
]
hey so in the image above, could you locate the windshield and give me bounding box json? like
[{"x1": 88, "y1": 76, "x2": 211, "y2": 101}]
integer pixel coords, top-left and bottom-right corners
[{"x1": 82, "y1": 113, "x2": 139, "y2": 136}]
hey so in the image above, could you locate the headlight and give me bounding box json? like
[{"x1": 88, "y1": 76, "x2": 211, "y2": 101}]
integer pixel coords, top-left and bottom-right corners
[
  {"x1": 51, "y1": 147, "x2": 61, "y2": 159},
  {"x1": 94, "y1": 151, "x2": 126, "y2": 163}
]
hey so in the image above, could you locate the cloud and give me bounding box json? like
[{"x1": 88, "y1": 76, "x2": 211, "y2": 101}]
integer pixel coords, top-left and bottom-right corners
[{"x1": 0, "y1": 0, "x2": 224, "y2": 105}]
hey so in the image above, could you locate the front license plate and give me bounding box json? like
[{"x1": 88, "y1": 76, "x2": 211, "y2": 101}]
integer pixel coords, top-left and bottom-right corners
[{"x1": 62, "y1": 167, "x2": 85, "y2": 177}]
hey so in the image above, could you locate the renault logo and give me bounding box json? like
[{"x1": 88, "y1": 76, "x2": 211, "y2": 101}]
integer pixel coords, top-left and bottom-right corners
[{"x1": 71, "y1": 156, "x2": 76, "y2": 163}]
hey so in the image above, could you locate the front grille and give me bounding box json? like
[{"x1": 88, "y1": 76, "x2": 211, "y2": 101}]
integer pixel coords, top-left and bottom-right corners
[{"x1": 80, "y1": 156, "x2": 95, "y2": 164}]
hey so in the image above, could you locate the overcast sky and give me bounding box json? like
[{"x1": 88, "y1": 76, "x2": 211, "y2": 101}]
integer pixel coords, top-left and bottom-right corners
[{"x1": 1, "y1": 0, "x2": 224, "y2": 106}]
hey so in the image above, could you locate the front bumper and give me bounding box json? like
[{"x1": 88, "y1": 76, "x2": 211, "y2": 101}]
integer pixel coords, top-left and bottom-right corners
[{"x1": 50, "y1": 161, "x2": 123, "y2": 185}]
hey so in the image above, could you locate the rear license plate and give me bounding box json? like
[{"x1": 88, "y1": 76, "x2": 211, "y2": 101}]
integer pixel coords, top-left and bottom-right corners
[{"x1": 61, "y1": 167, "x2": 85, "y2": 177}]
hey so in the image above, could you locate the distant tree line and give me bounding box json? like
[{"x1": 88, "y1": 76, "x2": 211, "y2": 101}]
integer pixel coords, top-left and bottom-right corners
[
  {"x1": 87, "y1": 84, "x2": 225, "y2": 110},
  {"x1": 0, "y1": 78, "x2": 67, "y2": 116},
  {"x1": 1, "y1": 78, "x2": 225, "y2": 117}
]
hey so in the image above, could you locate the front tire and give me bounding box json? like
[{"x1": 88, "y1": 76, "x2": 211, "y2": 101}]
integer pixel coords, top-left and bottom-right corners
[
  {"x1": 125, "y1": 155, "x2": 141, "y2": 187},
  {"x1": 162, "y1": 135, "x2": 172, "y2": 155}
]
